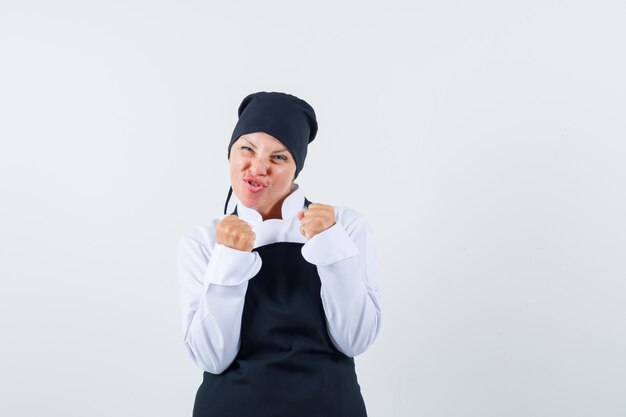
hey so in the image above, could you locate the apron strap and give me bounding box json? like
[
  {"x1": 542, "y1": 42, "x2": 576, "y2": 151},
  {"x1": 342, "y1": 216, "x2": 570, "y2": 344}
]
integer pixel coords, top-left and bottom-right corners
[{"x1": 223, "y1": 186, "x2": 234, "y2": 215}]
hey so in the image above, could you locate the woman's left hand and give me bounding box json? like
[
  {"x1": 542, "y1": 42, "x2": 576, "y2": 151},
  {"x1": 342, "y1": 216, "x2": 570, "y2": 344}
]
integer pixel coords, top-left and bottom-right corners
[{"x1": 297, "y1": 203, "x2": 336, "y2": 240}]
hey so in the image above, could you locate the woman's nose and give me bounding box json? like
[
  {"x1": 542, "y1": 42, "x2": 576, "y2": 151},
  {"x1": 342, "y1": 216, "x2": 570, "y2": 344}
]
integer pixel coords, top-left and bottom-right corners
[{"x1": 249, "y1": 157, "x2": 268, "y2": 175}]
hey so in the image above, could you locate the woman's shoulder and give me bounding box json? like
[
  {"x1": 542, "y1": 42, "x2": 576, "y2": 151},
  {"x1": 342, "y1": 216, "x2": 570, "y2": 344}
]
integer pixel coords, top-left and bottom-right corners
[
  {"x1": 180, "y1": 215, "x2": 225, "y2": 248},
  {"x1": 332, "y1": 205, "x2": 369, "y2": 229}
]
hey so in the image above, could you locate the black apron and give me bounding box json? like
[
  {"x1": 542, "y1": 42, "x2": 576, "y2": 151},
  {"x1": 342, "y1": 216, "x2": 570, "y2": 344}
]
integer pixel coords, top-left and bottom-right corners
[{"x1": 192, "y1": 202, "x2": 367, "y2": 417}]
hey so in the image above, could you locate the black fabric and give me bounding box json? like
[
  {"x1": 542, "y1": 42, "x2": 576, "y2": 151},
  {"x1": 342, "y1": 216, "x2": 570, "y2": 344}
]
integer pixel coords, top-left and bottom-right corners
[
  {"x1": 192, "y1": 204, "x2": 367, "y2": 417},
  {"x1": 228, "y1": 92, "x2": 318, "y2": 178},
  {"x1": 223, "y1": 186, "x2": 234, "y2": 215}
]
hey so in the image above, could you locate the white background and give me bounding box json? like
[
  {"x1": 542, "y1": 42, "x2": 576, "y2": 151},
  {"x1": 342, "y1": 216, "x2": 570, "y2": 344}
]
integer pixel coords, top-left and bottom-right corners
[{"x1": 1, "y1": 1, "x2": 625, "y2": 416}]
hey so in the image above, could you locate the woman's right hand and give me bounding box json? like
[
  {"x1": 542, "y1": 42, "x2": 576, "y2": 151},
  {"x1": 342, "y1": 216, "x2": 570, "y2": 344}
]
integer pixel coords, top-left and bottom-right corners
[{"x1": 216, "y1": 215, "x2": 256, "y2": 252}]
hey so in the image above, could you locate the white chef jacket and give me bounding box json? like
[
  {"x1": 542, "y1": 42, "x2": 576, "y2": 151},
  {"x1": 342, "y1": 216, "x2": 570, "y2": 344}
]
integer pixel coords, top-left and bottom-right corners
[{"x1": 177, "y1": 185, "x2": 382, "y2": 374}]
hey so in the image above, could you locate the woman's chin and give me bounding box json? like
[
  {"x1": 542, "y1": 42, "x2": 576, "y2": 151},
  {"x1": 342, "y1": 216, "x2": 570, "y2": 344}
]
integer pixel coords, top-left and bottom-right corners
[{"x1": 236, "y1": 193, "x2": 264, "y2": 210}]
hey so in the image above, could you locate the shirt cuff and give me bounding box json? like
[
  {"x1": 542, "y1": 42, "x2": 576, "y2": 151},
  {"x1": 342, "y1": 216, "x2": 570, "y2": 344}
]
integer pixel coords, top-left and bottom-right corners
[
  {"x1": 203, "y1": 243, "x2": 262, "y2": 286},
  {"x1": 301, "y1": 222, "x2": 359, "y2": 266}
]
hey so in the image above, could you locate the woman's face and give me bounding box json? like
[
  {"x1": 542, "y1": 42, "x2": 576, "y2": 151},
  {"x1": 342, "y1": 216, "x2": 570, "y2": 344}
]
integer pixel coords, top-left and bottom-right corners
[{"x1": 229, "y1": 132, "x2": 297, "y2": 219}]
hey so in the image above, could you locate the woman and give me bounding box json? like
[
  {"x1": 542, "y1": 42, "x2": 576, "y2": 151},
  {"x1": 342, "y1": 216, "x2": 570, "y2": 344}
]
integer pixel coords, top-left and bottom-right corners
[{"x1": 177, "y1": 92, "x2": 382, "y2": 417}]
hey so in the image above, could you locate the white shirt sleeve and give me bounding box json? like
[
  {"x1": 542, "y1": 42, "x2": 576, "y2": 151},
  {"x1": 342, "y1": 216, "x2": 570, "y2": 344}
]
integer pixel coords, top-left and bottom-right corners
[
  {"x1": 301, "y1": 209, "x2": 382, "y2": 357},
  {"x1": 177, "y1": 230, "x2": 262, "y2": 374}
]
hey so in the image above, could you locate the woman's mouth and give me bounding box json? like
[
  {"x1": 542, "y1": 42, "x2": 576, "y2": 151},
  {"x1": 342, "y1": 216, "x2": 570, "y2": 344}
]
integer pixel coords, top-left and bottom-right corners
[{"x1": 244, "y1": 177, "x2": 266, "y2": 193}]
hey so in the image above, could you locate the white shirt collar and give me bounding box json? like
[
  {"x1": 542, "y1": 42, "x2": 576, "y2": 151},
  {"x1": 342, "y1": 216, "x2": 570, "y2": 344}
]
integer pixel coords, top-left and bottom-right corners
[{"x1": 234, "y1": 184, "x2": 305, "y2": 225}]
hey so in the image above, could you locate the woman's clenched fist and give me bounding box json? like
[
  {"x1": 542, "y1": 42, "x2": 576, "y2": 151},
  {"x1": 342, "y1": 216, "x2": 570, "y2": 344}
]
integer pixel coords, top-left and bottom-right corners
[
  {"x1": 216, "y1": 215, "x2": 256, "y2": 252},
  {"x1": 296, "y1": 203, "x2": 336, "y2": 240}
]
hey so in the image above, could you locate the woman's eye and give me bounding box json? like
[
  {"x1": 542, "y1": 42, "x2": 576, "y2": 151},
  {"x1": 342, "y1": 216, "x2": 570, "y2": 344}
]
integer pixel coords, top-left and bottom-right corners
[
  {"x1": 240, "y1": 146, "x2": 253, "y2": 152},
  {"x1": 272, "y1": 155, "x2": 288, "y2": 161}
]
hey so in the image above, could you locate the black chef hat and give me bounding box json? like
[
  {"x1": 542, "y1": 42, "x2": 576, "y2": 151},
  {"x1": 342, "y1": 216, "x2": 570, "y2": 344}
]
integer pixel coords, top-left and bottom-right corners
[{"x1": 228, "y1": 91, "x2": 318, "y2": 178}]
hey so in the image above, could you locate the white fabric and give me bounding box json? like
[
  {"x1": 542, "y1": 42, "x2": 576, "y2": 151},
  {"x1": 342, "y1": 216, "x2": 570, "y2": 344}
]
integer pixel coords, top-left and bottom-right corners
[{"x1": 177, "y1": 185, "x2": 382, "y2": 374}]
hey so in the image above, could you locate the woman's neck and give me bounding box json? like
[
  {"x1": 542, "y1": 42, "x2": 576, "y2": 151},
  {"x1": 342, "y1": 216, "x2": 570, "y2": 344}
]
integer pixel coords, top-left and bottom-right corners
[{"x1": 258, "y1": 183, "x2": 297, "y2": 221}]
